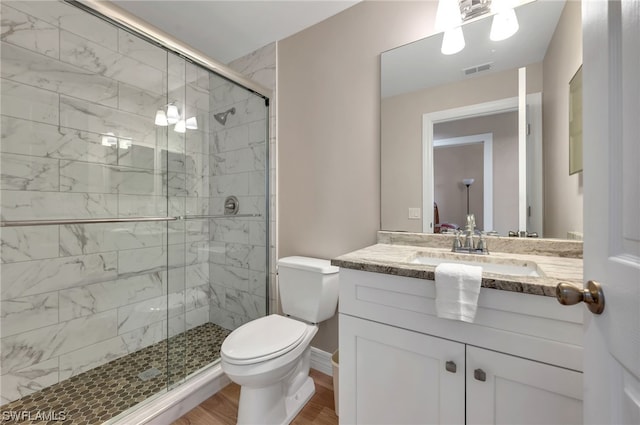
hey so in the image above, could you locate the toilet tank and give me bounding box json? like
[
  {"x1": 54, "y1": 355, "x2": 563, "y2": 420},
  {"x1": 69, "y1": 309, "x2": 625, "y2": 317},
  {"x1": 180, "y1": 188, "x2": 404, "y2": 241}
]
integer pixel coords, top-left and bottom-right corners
[{"x1": 278, "y1": 256, "x2": 340, "y2": 323}]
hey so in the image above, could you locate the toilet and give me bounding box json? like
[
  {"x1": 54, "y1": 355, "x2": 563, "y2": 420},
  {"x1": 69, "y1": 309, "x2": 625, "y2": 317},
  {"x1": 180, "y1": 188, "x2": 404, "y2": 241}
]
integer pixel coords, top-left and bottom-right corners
[{"x1": 220, "y1": 256, "x2": 340, "y2": 425}]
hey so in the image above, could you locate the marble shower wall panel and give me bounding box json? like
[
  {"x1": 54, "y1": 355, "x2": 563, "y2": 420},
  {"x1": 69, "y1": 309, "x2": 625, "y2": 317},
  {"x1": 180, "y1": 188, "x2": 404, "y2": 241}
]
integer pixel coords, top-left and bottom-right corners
[
  {"x1": 0, "y1": 3, "x2": 60, "y2": 58},
  {"x1": 228, "y1": 42, "x2": 277, "y2": 314},
  {"x1": 0, "y1": 1, "x2": 210, "y2": 405},
  {"x1": 0, "y1": 226, "x2": 59, "y2": 264},
  {"x1": 1, "y1": 42, "x2": 119, "y2": 108},
  {"x1": 0, "y1": 116, "x2": 120, "y2": 165},
  {"x1": 208, "y1": 44, "x2": 272, "y2": 329}
]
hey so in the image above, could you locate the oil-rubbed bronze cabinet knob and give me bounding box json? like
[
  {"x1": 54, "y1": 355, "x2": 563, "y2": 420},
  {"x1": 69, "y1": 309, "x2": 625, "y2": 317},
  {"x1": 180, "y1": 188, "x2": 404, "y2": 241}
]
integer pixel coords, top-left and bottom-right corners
[
  {"x1": 474, "y1": 368, "x2": 486, "y2": 382},
  {"x1": 445, "y1": 361, "x2": 457, "y2": 373},
  {"x1": 556, "y1": 280, "x2": 605, "y2": 314}
]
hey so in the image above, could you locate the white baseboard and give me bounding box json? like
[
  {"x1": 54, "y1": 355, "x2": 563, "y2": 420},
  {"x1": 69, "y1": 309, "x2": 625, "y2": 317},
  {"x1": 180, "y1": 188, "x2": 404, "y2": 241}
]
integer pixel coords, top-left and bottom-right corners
[
  {"x1": 108, "y1": 364, "x2": 230, "y2": 425},
  {"x1": 310, "y1": 347, "x2": 334, "y2": 376}
]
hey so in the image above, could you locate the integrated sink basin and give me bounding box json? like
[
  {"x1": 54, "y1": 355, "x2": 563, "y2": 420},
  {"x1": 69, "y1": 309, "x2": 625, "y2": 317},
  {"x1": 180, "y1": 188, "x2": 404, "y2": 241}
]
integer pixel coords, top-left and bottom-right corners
[{"x1": 409, "y1": 253, "x2": 543, "y2": 277}]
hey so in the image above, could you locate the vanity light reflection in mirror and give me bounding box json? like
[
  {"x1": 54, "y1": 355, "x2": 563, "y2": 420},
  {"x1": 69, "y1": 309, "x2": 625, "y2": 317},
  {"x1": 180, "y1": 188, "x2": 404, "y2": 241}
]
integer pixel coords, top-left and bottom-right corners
[{"x1": 380, "y1": 0, "x2": 584, "y2": 240}]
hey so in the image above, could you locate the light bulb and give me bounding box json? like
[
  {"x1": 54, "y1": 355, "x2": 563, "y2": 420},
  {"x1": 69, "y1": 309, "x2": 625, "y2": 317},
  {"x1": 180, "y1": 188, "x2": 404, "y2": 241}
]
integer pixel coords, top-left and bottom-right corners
[
  {"x1": 174, "y1": 119, "x2": 186, "y2": 133},
  {"x1": 185, "y1": 116, "x2": 198, "y2": 130},
  {"x1": 154, "y1": 110, "x2": 168, "y2": 126},
  {"x1": 490, "y1": 8, "x2": 519, "y2": 41},
  {"x1": 166, "y1": 104, "x2": 180, "y2": 124},
  {"x1": 441, "y1": 26, "x2": 465, "y2": 55},
  {"x1": 436, "y1": 0, "x2": 461, "y2": 32}
]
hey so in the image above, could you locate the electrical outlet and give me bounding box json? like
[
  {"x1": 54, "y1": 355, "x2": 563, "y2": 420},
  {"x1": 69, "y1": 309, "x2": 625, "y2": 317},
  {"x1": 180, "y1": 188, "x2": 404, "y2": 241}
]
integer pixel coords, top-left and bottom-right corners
[{"x1": 408, "y1": 208, "x2": 421, "y2": 219}]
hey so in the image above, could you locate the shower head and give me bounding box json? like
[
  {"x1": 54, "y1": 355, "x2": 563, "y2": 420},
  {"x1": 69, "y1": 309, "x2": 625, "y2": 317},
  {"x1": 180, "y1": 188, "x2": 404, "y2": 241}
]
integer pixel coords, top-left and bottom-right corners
[{"x1": 213, "y1": 107, "x2": 236, "y2": 125}]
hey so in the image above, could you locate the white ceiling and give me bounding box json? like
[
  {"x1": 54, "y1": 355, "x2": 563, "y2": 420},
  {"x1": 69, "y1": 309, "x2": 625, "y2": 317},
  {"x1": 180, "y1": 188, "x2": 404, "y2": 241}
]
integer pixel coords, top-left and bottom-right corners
[{"x1": 112, "y1": 0, "x2": 360, "y2": 64}]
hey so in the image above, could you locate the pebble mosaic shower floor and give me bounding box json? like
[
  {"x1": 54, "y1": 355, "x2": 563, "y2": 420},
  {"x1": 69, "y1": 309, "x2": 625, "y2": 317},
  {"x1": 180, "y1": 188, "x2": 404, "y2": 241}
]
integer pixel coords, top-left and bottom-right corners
[{"x1": 0, "y1": 323, "x2": 230, "y2": 425}]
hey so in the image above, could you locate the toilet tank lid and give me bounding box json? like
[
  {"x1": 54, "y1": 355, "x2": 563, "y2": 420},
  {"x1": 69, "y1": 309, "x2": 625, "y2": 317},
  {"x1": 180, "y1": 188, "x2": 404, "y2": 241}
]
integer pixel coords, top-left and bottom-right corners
[{"x1": 278, "y1": 256, "x2": 339, "y2": 274}]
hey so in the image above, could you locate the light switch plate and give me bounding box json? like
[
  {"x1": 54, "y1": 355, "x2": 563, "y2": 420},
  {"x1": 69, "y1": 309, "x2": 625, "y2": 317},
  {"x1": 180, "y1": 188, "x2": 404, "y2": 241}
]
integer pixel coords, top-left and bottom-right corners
[{"x1": 408, "y1": 208, "x2": 421, "y2": 219}]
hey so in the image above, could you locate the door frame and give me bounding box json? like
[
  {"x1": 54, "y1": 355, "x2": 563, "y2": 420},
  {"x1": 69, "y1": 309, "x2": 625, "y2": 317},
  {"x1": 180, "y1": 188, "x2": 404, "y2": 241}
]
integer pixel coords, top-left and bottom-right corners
[
  {"x1": 422, "y1": 96, "x2": 518, "y2": 233},
  {"x1": 433, "y1": 133, "x2": 494, "y2": 232}
]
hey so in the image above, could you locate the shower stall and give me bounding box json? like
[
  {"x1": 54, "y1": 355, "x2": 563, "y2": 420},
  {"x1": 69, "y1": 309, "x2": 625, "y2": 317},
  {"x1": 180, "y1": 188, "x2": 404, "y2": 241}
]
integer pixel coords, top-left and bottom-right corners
[{"x1": 0, "y1": 1, "x2": 270, "y2": 423}]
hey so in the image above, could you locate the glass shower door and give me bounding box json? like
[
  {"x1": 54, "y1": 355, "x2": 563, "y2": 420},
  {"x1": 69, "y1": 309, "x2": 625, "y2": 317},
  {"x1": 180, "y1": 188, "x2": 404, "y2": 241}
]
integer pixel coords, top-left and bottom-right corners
[
  {"x1": 1, "y1": 1, "x2": 270, "y2": 423},
  {"x1": 0, "y1": 1, "x2": 174, "y2": 420}
]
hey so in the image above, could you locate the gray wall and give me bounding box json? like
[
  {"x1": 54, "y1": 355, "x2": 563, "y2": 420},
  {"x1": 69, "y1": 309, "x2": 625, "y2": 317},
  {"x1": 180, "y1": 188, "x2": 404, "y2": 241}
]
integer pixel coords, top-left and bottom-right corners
[
  {"x1": 278, "y1": 1, "x2": 437, "y2": 353},
  {"x1": 433, "y1": 143, "x2": 485, "y2": 230},
  {"x1": 543, "y1": 0, "x2": 583, "y2": 238}
]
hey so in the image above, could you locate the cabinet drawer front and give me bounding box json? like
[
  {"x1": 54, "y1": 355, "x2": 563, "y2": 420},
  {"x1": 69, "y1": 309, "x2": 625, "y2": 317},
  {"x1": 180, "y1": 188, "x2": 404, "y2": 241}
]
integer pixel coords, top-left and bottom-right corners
[
  {"x1": 339, "y1": 268, "x2": 584, "y2": 371},
  {"x1": 466, "y1": 345, "x2": 583, "y2": 424},
  {"x1": 339, "y1": 314, "x2": 465, "y2": 425}
]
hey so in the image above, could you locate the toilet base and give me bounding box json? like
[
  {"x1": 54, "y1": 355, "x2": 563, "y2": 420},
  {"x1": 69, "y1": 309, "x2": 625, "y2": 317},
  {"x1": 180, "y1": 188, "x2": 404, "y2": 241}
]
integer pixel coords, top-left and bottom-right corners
[
  {"x1": 236, "y1": 376, "x2": 315, "y2": 425},
  {"x1": 283, "y1": 376, "x2": 315, "y2": 424}
]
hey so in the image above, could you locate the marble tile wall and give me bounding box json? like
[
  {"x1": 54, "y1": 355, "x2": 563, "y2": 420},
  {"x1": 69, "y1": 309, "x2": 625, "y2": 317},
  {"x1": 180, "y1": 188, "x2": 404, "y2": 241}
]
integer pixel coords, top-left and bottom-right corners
[
  {"x1": 206, "y1": 67, "x2": 270, "y2": 330},
  {"x1": 0, "y1": 1, "x2": 221, "y2": 405},
  {"x1": 227, "y1": 42, "x2": 278, "y2": 318}
]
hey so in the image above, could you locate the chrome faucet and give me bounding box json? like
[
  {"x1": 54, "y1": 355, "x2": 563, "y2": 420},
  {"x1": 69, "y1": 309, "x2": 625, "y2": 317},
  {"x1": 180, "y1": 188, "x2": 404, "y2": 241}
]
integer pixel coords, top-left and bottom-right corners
[
  {"x1": 508, "y1": 230, "x2": 539, "y2": 238},
  {"x1": 451, "y1": 214, "x2": 489, "y2": 254},
  {"x1": 463, "y1": 214, "x2": 475, "y2": 249}
]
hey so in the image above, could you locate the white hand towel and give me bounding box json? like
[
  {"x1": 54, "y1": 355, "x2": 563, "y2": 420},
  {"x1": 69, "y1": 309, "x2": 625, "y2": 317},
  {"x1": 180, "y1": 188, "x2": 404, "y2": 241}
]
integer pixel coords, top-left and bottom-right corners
[{"x1": 435, "y1": 263, "x2": 482, "y2": 323}]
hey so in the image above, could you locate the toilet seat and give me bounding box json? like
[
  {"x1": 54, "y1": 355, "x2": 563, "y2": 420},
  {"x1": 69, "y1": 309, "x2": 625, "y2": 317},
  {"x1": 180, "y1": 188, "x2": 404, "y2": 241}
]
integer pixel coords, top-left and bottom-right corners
[{"x1": 221, "y1": 315, "x2": 309, "y2": 365}]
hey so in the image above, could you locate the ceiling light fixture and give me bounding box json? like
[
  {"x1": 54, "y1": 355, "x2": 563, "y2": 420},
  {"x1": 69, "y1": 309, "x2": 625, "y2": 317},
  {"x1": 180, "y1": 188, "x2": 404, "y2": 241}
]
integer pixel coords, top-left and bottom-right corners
[
  {"x1": 490, "y1": 6, "x2": 519, "y2": 41},
  {"x1": 441, "y1": 26, "x2": 466, "y2": 55},
  {"x1": 174, "y1": 119, "x2": 186, "y2": 133},
  {"x1": 185, "y1": 116, "x2": 198, "y2": 130},
  {"x1": 437, "y1": 0, "x2": 465, "y2": 55},
  {"x1": 436, "y1": 0, "x2": 519, "y2": 56},
  {"x1": 155, "y1": 102, "x2": 197, "y2": 132},
  {"x1": 154, "y1": 110, "x2": 168, "y2": 126},
  {"x1": 459, "y1": 0, "x2": 492, "y2": 21},
  {"x1": 436, "y1": 0, "x2": 462, "y2": 32},
  {"x1": 166, "y1": 103, "x2": 180, "y2": 125}
]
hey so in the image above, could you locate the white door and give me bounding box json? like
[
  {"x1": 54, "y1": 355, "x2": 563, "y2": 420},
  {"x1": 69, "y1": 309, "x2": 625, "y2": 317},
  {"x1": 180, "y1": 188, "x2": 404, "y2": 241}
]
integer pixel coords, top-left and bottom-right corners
[{"x1": 582, "y1": 1, "x2": 640, "y2": 424}]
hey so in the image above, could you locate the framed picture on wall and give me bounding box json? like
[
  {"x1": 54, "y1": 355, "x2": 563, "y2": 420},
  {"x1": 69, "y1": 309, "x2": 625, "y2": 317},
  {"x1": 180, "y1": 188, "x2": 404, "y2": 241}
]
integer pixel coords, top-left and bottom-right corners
[{"x1": 569, "y1": 65, "x2": 583, "y2": 175}]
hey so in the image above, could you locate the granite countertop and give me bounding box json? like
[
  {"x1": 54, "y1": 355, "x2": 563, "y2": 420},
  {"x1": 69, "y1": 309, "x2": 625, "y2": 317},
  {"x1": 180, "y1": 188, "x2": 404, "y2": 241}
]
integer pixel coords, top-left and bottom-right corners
[{"x1": 331, "y1": 243, "x2": 583, "y2": 297}]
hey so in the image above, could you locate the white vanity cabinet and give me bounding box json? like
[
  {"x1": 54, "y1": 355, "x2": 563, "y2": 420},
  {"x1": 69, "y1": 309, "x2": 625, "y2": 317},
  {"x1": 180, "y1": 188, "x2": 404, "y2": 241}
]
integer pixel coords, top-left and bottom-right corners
[
  {"x1": 338, "y1": 268, "x2": 584, "y2": 425},
  {"x1": 340, "y1": 314, "x2": 465, "y2": 424},
  {"x1": 466, "y1": 346, "x2": 582, "y2": 424}
]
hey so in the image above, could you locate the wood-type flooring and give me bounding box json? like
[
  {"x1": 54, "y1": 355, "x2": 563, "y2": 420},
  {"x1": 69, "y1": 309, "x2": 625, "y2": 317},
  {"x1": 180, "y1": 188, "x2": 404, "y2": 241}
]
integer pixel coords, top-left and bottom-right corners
[{"x1": 172, "y1": 369, "x2": 338, "y2": 425}]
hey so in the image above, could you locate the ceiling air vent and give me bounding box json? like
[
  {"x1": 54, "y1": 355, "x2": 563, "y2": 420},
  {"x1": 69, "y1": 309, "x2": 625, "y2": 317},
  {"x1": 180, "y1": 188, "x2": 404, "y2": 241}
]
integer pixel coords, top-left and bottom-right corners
[{"x1": 462, "y1": 62, "x2": 493, "y2": 76}]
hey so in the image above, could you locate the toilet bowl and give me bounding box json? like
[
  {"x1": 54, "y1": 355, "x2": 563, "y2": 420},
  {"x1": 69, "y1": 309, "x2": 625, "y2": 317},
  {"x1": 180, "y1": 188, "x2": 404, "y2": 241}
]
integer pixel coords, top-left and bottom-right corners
[
  {"x1": 221, "y1": 315, "x2": 318, "y2": 424},
  {"x1": 220, "y1": 256, "x2": 339, "y2": 425}
]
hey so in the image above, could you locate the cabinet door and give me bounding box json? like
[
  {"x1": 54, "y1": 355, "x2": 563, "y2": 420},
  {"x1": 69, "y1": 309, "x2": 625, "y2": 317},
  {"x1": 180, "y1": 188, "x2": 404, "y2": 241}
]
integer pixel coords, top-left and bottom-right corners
[
  {"x1": 339, "y1": 314, "x2": 465, "y2": 425},
  {"x1": 466, "y1": 345, "x2": 583, "y2": 425}
]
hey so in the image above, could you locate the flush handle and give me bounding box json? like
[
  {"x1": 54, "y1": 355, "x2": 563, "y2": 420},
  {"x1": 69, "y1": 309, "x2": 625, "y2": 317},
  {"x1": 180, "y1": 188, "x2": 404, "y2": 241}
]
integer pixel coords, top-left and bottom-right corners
[
  {"x1": 445, "y1": 361, "x2": 457, "y2": 373},
  {"x1": 474, "y1": 368, "x2": 486, "y2": 382},
  {"x1": 556, "y1": 280, "x2": 605, "y2": 314}
]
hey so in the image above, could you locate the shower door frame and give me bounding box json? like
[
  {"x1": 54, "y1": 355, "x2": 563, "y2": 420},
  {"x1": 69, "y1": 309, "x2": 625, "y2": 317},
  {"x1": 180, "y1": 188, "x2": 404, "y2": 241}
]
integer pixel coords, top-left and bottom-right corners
[{"x1": 68, "y1": 1, "x2": 271, "y2": 99}]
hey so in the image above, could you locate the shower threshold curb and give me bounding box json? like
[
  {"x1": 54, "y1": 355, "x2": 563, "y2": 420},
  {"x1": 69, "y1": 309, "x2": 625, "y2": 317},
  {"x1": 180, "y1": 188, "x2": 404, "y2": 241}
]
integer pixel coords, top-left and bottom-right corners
[{"x1": 107, "y1": 364, "x2": 230, "y2": 425}]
